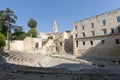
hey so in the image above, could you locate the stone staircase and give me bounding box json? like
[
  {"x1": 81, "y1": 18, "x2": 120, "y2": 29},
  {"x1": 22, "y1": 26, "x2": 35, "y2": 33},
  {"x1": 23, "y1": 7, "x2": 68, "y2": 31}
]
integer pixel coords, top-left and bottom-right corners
[
  {"x1": 3, "y1": 51, "x2": 42, "y2": 67},
  {"x1": 1, "y1": 50, "x2": 120, "y2": 75},
  {"x1": 2, "y1": 50, "x2": 120, "y2": 71},
  {"x1": 2, "y1": 51, "x2": 94, "y2": 69}
]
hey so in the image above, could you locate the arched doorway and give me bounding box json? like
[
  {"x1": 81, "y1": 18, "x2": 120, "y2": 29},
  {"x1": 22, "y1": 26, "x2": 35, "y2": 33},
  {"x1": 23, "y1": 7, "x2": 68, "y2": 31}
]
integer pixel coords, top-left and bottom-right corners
[{"x1": 35, "y1": 42, "x2": 39, "y2": 50}]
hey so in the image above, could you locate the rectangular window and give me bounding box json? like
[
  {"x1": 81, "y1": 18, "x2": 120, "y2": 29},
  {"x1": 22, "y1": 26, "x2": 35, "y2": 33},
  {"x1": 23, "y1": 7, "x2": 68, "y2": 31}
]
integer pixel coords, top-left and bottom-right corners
[
  {"x1": 116, "y1": 39, "x2": 120, "y2": 44},
  {"x1": 102, "y1": 20, "x2": 106, "y2": 26},
  {"x1": 60, "y1": 42, "x2": 62, "y2": 47},
  {"x1": 111, "y1": 28, "x2": 114, "y2": 34},
  {"x1": 91, "y1": 23, "x2": 94, "y2": 28},
  {"x1": 90, "y1": 41, "x2": 93, "y2": 45},
  {"x1": 117, "y1": 16, "x2": 120, "y2": 22},
  {"x1": 82, "y1": 32, "x2": 85, "y2": 37},
  {"x1": 75, "y1": 34, "x2": 77, "y2": 38},
  {"x1": 91, "y1": 31, "x2": 95, "y2": 36},
  {"x1": 75, "y1": 26, "x2": 77, "y2": 30},
  {"x1": 102, "y1": 29, "x2": 107, "y2": 35},
  {"x1": 83, "y1": 41, "x2": 85, "y2": 46},
  {"x1": 101, "y1": 40, "x2": 105, "y2": 45},
  {"x1": 76, "y1": 40, "x2": 78, "y2": 47},
  {"x1": 82, "y1": 25, "x2": 85, "y2": 30},
  {"x1": 117, "y1": 27, "x2": 120, "y2": 33}
]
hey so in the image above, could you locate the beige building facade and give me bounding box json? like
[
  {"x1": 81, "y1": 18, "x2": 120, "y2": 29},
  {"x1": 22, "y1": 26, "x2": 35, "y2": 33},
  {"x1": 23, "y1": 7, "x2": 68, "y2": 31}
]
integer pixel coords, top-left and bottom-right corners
[
  {"x1": 53, "y1": 31, "x2": 73, "y2": 54},
  {"x1": 73, "y1": 8, "x2": 120, "y2": 57},
  {"x1": 7, "y1": 20, "x2": 73, "y2": 55},
  {"x1": 8, "y1": 31, "x2": 73, "y2": 55}
]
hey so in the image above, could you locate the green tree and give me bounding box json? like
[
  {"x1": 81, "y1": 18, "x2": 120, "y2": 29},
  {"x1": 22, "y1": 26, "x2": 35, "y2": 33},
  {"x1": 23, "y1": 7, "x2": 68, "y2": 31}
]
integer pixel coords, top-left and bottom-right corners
[
  {"x1": 27, "y1": 28, "x2": 37, "y2": 38},
  {"x1": 0, "y1": 33, "x2": 6, "y2": 50},
  {"x1": 0, "y1": 8, "x2": 17, "y2": 36},
  {"x1": 27, "y1": 18, "x2": 37, "y2": 28},
  {"x1": 12, "y1": 26, "x2": 27, "y2": 40},
  {"x1": 0, "y1": 8, "x2": 17, "y2": 50},
  {"x1": 12, "y1": 32, "x2": 26, "y2": 40},
  {"x1": 13, "y1": 26, "x2": 23, "y2": 32},
  {"x1": 27, "y1": 18, "x2": 37, "y2": 38}
]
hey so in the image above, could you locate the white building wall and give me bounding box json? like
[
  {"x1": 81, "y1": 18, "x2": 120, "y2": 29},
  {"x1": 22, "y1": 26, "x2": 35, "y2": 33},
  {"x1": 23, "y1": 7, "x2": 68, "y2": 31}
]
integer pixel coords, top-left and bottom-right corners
[
  {"x1": 74, "y1": 9, "x2": 120, "y2": 39},
  {"x1": 73, "y1": 8, "x2": 120, "y2": 56},
  {"x1": 24, "y1": 37, "x2": 42, "y2": 52},
  {"x1": 10, "y1": 40, "x2": 24, "y2": 51}
]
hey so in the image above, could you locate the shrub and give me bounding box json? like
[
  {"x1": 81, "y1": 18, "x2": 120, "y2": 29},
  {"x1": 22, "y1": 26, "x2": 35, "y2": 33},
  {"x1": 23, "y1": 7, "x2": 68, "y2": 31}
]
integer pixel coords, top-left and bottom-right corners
[
  {"x1": 12, "y1": 32, "x2": 26, "y2": 40},
  {"x1": 27, "y1": 28, "x2": 37, "y2": 38},
  {"x1": 0, "y1": 33, "x2": 6, "y2": 49}
]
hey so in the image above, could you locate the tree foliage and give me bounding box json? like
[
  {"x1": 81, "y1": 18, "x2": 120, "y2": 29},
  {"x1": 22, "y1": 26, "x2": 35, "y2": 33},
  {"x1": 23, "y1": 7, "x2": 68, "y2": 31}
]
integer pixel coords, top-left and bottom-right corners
[
  {"x1": 11, "y1": 26, "x2": 27, "y2": 40},
  {"x1": 27, "y1": 18, "x2": 37, "y2": 28},
  {"x1": 0, "y1": 33, "x2": 6, "y2": 49},
  {"x1": 12, "y1": 32, "x2": 26, "y2": 40},
  {"x1": 0, "y1": 8, "x2": 17, "y2": 36},
  {"x1": 27, "y1": 18, "x2": 37, "y2": 38},
  {"x1": 27, "y1": 28, "x2": 37, "y2": 38},
  {"x1": 13, "y1": 26, "x2": 23, "y2": 32}
]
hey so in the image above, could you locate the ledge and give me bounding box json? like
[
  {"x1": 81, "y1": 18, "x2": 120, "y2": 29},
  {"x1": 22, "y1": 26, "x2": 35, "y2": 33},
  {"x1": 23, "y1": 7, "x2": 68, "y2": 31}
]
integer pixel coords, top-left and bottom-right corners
[{"x1": 75, "y1": 33, "x2": 120, "y2": 40}]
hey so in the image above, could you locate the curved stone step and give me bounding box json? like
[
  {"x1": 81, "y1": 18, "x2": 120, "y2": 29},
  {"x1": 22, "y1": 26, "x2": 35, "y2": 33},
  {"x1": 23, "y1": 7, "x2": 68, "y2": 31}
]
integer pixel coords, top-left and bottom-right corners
[{"x1": 3, "y1": 51, "x2": 47, "y2": 67}]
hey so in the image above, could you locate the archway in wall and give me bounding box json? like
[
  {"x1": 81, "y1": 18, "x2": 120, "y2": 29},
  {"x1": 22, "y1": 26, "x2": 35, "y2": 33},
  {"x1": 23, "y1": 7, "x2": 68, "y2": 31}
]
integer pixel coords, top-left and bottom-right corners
[{"x1": 35, "y1": 42, "x2": 39, "y2": 50}]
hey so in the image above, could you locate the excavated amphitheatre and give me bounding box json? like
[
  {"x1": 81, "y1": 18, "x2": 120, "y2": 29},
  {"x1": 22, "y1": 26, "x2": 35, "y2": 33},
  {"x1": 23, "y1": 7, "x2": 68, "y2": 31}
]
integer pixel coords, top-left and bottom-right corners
[
  {"x1": 1, "y1": 9, "x2": 120, "y2": 80},
  {"x1": 0, "y1": 50, "x2": 120, "y2": 80}
]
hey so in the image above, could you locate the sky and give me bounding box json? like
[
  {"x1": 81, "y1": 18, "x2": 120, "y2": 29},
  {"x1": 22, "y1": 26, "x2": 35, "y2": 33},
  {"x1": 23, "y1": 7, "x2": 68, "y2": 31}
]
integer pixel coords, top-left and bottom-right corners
[{"x1": 1, "y1": 0, "x2": 120, "y2": 33}]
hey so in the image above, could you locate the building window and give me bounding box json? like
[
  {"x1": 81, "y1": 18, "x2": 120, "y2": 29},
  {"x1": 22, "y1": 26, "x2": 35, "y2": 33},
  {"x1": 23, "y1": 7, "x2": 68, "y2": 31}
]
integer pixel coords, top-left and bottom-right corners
[
  {"x1": 102, "y1": 20, "x2": 106, "y2": 26},
  {"x1": 75, "y1": 26, "x2": 77, "y2": 30},
  {"x1": 91, "y1": 23, "x2": 94, "y2": 28},
  {"x1": 76, "y1": 40, "x2": 78, "y2": 47},
  {"x1": 91, "y1": 31, "x2": 95, "y2": 36},
  {"x1": 90, "y1": 41, "x2": 93, "y2": 45},
  {"x1": 101, "y1": 40, "x2": 105, "y2": 45},
  {"x1": 117, "y1": 27, "x2": 120, "y2": 33},
  {"x1": 82, "y1": 25, "x2": 85, "y2": 30},
  {"x1": 117, "y1": 16, "x2": 120, "y2": 22},
  {"x1": 75, "y1": 34, "x2": 77, "y2": 38},
  {"x1": 82, "y1": 32, "x2": 85, "y2": 37},
  {"x1": 60, "y1": 42, "x2": 62, "y2": 47},
  {"x1": 83, "y1": 41, "x2": 85, "y2": 46},
  {"x1": 111, "y1": 28, "x2": 114, "y2": 34},
  {"x1": 35, "y1": 42, "x2": 39, "y2": 50},
  {"x1": 115, "y1": 39, "x2": 120, "y2": 44},
  {"x1": 102, "y1": 29, "x2": 107, "y2": 35}
]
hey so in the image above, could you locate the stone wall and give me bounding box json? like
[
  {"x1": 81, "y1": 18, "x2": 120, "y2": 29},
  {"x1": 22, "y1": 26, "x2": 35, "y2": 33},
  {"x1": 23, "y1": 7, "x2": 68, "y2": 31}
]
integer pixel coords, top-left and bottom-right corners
[
  {"x1": 7, "y1": 37, "x2": 57, "y2": 55},
  {"x1": 73, "y1": 8, "x2": 120, "y2": 38},
  {"x1": 53, "y1": 31, "x2": 73, "y2": 54},
  {"x1": 6, "y1": 37, "x2": 42, "y2": 52},
  {"x1": 75, "y1": 35, "x2": 120, "y2": 57},
  {"x1": 24, "y1": 37, "x2": 42, "y2": 52},
  {"x1": 73, "y1": 8, "x2": 120, "y2": 57},
  {"x1": 39, "y1": 39, "x2": 56, "y2": 55},
  {"x1": 9, "y1": 40, "x2": 24, "y2": 51},
  {"x1": 7, "y1": 31, "x2": 73, "y2": 55}
]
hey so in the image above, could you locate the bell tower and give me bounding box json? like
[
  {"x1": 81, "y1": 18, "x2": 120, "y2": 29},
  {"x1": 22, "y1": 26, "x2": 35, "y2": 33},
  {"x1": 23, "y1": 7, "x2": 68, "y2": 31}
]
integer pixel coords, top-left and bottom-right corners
[{"x1": 53, "y1": 21, "x2": 58, "y2": 33}]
